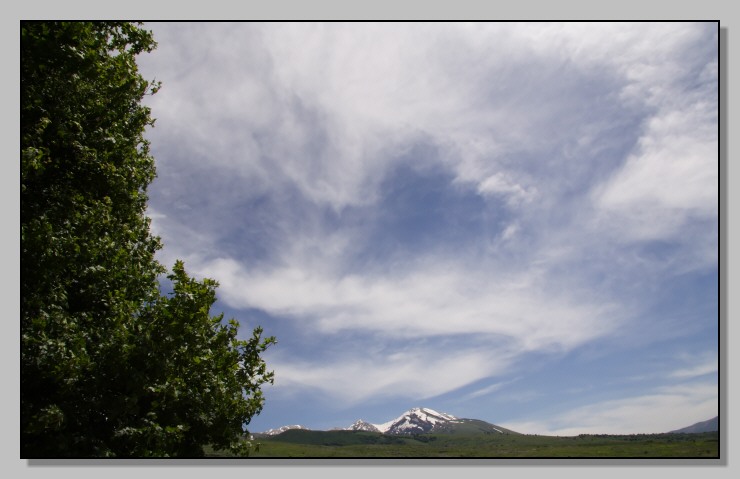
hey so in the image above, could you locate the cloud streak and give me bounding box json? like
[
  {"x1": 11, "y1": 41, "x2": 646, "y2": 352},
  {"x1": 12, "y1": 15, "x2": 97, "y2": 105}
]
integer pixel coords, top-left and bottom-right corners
[
  {"x1": 268, "y1": 345, "x2": 518, "y2": 405},
  {"x1": 198, "y1": 255, "x2": 620, "y2": 350}
]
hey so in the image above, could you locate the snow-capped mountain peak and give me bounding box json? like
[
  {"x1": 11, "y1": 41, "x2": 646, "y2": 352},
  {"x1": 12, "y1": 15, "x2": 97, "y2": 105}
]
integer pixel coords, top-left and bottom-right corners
[
  {"x1": 347, "y1": 419, "x2": 381, "y2": 432},
  {"x1": 370, "y1": 407, "x2": 459, "y2": 435}
]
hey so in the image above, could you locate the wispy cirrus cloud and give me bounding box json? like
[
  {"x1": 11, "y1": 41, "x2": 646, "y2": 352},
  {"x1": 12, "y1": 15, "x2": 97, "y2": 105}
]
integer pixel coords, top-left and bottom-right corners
[
  {"x1": 669, "y1": 352, "x2": 718, "y2": 379},
  {"x1": 137, "y1": 22, "x2": 717, "y2": 431},
  {"x1": 267, "y1": 345, "x2": 519, "y2": 405},
  {"x1": 197, "y1": 254, "x2": 621, "y2": 350}
]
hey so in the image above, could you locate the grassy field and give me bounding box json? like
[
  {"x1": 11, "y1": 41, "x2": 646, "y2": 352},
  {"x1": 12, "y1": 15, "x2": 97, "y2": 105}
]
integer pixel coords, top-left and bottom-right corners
[{"x1": 205, "y1": 430, "x2": 719, "y2": 458}]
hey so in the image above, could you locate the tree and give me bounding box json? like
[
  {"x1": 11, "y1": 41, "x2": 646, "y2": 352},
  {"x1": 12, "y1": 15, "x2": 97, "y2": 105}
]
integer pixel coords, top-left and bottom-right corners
[{"x1": 21, "y1": 21, "x2": 275, "y2": 457}]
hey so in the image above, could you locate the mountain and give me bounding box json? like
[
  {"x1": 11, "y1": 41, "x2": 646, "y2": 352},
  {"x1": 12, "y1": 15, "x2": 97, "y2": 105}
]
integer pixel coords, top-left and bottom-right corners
[
  {"x1": 350, "y1": 407, "x2": 517, "y2": 436},
  {"x1": 259, "y1": 424, "x2": 308, "y2": 436},
  {"x1": 259, "y1": 406, "x2": 518, "y2": 437},
  {"x1": 369, "y1": 407, "x2": 459, "y2": 435},
  {"x1": 668, "y1": 416, "x2": 718, "y2": 434},
  {"x1": 347, "y1": 419, "x2": 381, "y2": 433}
]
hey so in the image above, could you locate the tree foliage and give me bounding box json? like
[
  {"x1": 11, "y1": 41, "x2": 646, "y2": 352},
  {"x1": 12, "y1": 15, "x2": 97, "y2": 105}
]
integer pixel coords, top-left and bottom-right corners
[{"x1": 21, "y1": 21, "x2": 275, "y2": 457}]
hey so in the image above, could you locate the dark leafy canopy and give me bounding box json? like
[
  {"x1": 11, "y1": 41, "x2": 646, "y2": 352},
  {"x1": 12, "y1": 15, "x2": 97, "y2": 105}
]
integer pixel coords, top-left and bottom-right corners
[{"x1": 21, "y1": 21, "x2": 276, "y2": 457}]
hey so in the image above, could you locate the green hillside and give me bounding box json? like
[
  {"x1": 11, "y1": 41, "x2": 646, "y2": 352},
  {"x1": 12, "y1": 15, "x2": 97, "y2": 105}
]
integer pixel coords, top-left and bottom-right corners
[
  {"x1": 265, "y1": 429, "x2": 410, "y2": 446},
  {"x1": 206, "y1": 430, "x2": 718, "y2": 458},
  {"x1": 434, "y1": 418, "x2": 521, "y2": 435}
]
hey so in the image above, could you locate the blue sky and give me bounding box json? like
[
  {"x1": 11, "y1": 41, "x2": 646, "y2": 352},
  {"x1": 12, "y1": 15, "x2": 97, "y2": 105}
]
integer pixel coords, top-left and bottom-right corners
[{"x1": 135, "y1": 22, "x2": 718, "y2": 436}]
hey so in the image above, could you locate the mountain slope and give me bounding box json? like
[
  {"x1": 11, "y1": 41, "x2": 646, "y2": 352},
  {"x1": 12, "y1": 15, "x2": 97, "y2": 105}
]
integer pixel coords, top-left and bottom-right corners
[
  {"x1": 668, "y1": 416, "x2": 718, "y2": 434},
  {"x1": 431, "y1": 418, "x2": 520, "y2": 435}
]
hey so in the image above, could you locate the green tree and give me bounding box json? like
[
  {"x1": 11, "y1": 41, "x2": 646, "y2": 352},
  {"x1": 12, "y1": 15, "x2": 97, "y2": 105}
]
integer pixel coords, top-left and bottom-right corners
[{"x1": 21, "y1": 21, "x2": 275, "y2": 457}]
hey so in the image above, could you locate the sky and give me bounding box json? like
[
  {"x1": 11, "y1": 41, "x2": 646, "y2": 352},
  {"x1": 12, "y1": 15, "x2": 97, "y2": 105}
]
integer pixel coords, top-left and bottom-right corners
[{"x1": 135, "y1": 21, "x2": 718, "y2": 436}]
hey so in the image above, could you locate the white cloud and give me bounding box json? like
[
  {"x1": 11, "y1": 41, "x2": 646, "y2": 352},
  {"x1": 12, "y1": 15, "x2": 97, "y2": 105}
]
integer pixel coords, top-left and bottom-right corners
[
  {"x1": 502, "y1": 381, "x2": 718, "y2": 436},
  {"x1": 198, "y1": 254, "x2": 619, "y2": 350},
  {"x1": 590, "y1": 24, "x2": 717, "y2": 243},
  {"x1": 594, "y1": 99, "x2": 718, "y2": 241},
  {"x1": 477, "y1": 173, "x2": 537, "y2": 206},
  {"x1": 465, "y1": 381, "x2": 509, "y2": 400},
  {"x1": 141, "y1": 23, "x2": 715, "y2": 213}
]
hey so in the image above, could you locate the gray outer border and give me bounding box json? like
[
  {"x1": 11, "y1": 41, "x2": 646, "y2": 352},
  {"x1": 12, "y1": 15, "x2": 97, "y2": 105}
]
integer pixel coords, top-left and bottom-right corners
[{"x1": 5, "y1": 1, "x2": 735, "y2": 478}]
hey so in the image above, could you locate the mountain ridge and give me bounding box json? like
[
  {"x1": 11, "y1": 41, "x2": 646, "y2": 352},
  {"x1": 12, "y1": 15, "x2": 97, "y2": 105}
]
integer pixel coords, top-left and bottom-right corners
[
  {"x1": 668, "y1": 416, "x2": 718, "y2": 434},
  {"x1": 257, "y1": 406, "x2": 516, "y2": 436},
  {"x1": 255, "y1": 409, "x2": 719, "y2": 438}
]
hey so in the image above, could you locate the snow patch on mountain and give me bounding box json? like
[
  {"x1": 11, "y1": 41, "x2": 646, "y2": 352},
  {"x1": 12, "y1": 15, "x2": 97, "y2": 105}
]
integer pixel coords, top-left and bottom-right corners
[{"x1": 260, "y1": 424, "x2": 307, "y2": 436}]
